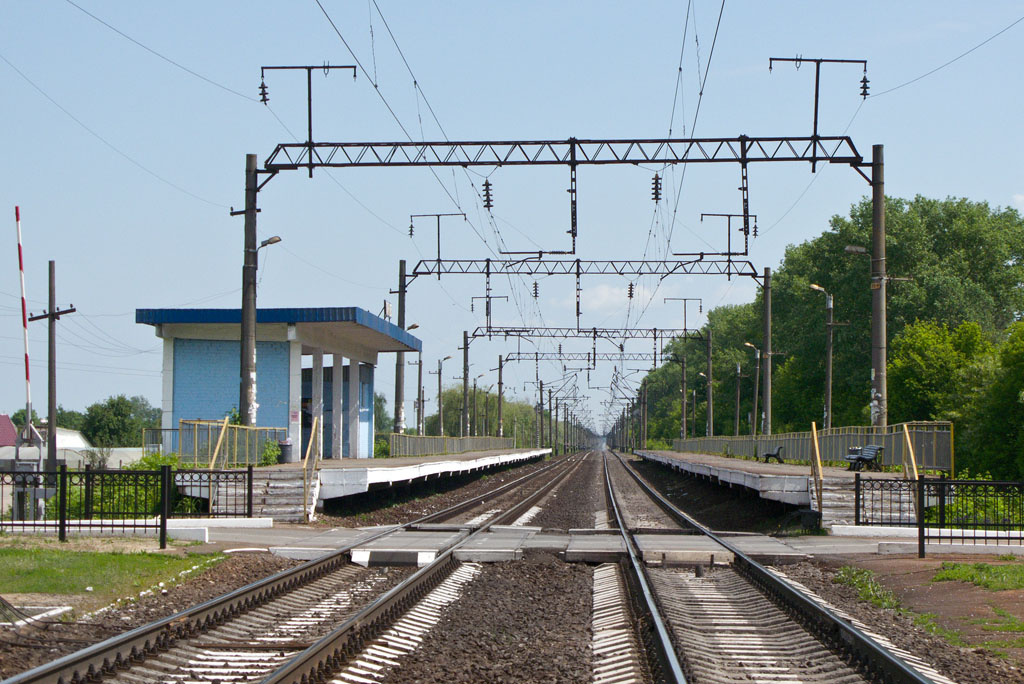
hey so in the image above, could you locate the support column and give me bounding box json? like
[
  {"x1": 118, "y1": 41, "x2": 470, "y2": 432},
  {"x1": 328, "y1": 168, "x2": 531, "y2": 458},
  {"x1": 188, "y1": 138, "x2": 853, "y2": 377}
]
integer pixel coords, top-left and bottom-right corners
[
  {"x1": 871, "y1": 144, "x2": 887, "y2": 427},
  {"x1": 497, "y1": 356, "x2": 504, "y2": 437},
  {"x1": 462, "y1": 331, "x2": 469, "y2": 438},
  {"x1": 393, "y1": 259, "x2": 406, "y2": 434},
  {"x1": 548, "y1": 389, "x2": 553, "y2": 451},
  {"x1": 332, "y1": 354, "x2": 343, "y2": 459},
  {"x1": 416, "y1": 354, "x2": 424, "y2": 435},
  {"x1": 825, "y1": 293, "x2": 834, "y2": 430},
  {"x1": 763, "y1": 267, "x2": 772, "y2": 435},
  {"x1": 347, "y1": 361, "x2": 361, "y2": 458},
  {"x1": 706, "y1": 328, "x2": 714, "y2": 437},
  {"x1": 312, "y1": 350, "x2": 324, "y2": 459},
  {"x1": 239, "y1": 153, "x2": 258, "y2": 426},
  {"x1": 680, "y1": 356, "x2": 687, "y2": 441}
]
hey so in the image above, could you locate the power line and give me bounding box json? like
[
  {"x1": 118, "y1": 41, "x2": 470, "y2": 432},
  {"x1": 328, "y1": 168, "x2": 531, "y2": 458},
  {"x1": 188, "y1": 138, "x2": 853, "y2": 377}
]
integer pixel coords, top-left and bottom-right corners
[
  {"x1": 872, "y1": 14, "x2": 1024, "y2": 97},
  {"x1": 0, "y1": 51, "x2": 229, "y2": 209},
  {"x1": 62, "y1": 0, "x2": 256, "y2": 101}
]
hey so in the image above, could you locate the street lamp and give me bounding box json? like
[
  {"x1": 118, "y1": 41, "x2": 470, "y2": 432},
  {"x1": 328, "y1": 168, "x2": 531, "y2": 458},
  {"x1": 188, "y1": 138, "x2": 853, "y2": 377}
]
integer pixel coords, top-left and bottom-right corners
[
  {"x1": 239, "y1": 234, "x2": 282, "y2": 426},
  {"x1": 743, "y1": 342, "x2": 761, "y2": 436},
  {"x1": 809, "y1": 283, "x2": 835, "y2": 430},
  {"x1": 437, "y1": 355, "x2": 452, "y2": 436},
  {"x1": 697, "y1": 371, "x2": 708, "y2": 436}
]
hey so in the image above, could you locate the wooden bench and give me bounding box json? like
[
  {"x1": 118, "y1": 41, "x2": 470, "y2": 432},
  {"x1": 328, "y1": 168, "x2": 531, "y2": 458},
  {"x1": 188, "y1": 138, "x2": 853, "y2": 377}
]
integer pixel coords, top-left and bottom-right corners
[
  {"x1": 761, "y1": 445, "x2": 784, "y2": 464},
  {"x1": 845, "y1": 445, "x2": 883, "y2": 471}
]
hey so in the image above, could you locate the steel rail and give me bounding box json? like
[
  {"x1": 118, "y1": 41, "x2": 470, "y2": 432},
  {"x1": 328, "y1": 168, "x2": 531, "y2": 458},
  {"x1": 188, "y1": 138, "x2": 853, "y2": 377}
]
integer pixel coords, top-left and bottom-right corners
[
  {"x1": 2, "y1": 450, "x2": 560, "y2": 684},
  {"x1": 602, "y1": 453, "x2": 687, "y2": 684},
  {"x1": 615, "y1": 450, "x2": 937, "y2": 684},
  {"x1": 260, "y1": 453, "x2": 587, "y2": 684}
]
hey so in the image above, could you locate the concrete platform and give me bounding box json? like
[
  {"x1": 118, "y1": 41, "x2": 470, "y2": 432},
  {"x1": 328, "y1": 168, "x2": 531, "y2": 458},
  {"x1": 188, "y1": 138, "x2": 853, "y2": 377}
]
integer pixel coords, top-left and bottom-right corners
[
  {"x1": 637, "y1": 449, "x2": 890, "y2": 507},
  {"x1": 307, "y1": 448, "x2": 552, "y2": 499},
  {"x1": 564, "y1": 532, "x2": 626, "y2": 562},
  {"x1": 454, "y1": 526, "x2": 540, "y2": 562}
]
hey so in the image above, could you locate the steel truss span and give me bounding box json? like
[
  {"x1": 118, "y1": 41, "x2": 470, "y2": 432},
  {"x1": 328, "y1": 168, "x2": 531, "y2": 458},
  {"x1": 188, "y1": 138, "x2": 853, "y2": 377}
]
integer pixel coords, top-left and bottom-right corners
[
  {"x1": 475, "y1": 326, "x2": 698, "y2": 340},
  {"x1": 411, "y1": 258, "x2": 759, "y2": 279},
  {"x1": 263, "y1": 135, "x2": 864, "y2": 171}
]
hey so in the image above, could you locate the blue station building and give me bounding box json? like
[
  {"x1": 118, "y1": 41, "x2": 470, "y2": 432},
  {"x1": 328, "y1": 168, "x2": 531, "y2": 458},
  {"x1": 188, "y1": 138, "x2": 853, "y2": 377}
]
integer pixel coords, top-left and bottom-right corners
[{"x1": 136, "y1": 307, "x2": 421, "y2": 459}]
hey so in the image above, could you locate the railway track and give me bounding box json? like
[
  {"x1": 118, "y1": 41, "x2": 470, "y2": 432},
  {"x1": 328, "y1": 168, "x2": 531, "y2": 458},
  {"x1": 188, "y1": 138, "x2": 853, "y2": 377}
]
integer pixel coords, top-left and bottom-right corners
[
  {"x1": 602, "y1": 449, "x2": 950, "y2": 684},
  {"x1": 3, "y1": 451, "x2": 579, "y2": 684}
]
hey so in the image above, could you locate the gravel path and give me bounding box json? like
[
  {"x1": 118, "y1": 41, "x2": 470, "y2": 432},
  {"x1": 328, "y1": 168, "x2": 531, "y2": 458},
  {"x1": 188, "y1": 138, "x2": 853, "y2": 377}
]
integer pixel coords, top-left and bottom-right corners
[
  {"x1": 379, "y1": 551, "x2": 593, "y2": 684},
  {"x1": 530, "y1": 451, "x2": 607, "y2": 530}
]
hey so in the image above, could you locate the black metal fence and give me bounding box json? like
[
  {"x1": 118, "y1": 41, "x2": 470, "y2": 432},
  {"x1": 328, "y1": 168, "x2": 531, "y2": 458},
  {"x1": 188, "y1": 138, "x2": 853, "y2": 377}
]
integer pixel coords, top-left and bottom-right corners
[
  {"x1": 0, "y1": 465, "x2": 253, "y2": 549},
  {"x1": 855, "y1": 474, "x2": 1024, "y2": 557}
]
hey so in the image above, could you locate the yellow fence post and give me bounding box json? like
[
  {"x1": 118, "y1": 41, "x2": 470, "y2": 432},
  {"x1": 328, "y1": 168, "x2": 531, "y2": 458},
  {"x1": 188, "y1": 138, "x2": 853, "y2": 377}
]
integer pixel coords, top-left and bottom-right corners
[
  {"x1": 209, "y1": 416, "x2": 231, "y2": 470},
  {"x1": 810, "y1": 422, "x2": 824, "y2": 514}
]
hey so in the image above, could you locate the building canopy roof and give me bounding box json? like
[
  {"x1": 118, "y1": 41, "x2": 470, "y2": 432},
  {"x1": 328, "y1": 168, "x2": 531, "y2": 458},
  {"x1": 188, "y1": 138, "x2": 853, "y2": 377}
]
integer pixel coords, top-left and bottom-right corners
[{"x1": 136, "y1": 307, "x2": 422, "y2": 357}]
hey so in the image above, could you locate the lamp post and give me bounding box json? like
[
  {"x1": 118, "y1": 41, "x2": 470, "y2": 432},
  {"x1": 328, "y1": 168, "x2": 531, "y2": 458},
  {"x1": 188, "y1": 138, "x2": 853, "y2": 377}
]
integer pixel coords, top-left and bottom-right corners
[
  {"x1": 809, "y1": 284, "x2": 835, "y2": 430},
  {"x1": 743, "y1": 342, "x2": 761, "y2": 436},
  {"x1": 436, "y1": 355, "x2": 451, "y2": 436},
  {"x1": 239, "y1": 225, "x2": 281, "y2": 427}
]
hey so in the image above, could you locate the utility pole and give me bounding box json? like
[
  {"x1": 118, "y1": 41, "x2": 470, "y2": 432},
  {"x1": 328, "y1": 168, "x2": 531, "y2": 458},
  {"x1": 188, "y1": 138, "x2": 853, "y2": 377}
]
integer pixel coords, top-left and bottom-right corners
[
  {"x1": 472, "y1": 377, "x2": 479, "y2": 436},
  {"x1": 417, "y1": 355, "x2": 424, "y2": 435},
  {"x1": 565, "y1": 404, "x2": 570, "y2": 454},
  {"x1": 553, "y1": 396, "x2": 559, "y2": 455},
  {"x1": 706, "y1": 328, "x2": 714, "y2": 437},
  {"x1": 680, "y1": 355, "x2": 687, "y2": 441},
  {"x1": 734, "y1": 362, "x2": 747, "y2": 436},
  {"x1": 461, "y1": 331, "x2": 469, "y2": 438},
  {"x1": 538, "y1": 380, "x2": 545, "y2": 448},
  {"x1": 239, "y1": 153, "x2": 258, "y2": 426},
  {"x1": 763, "y1": 267, "x2": 772, "y2": 435},
  {"x1": 393, "y1": 260, "x2": 407, "y2": 434},
  {"x1": 430, "y1": 355, "x2": 451, "y2": 436},
  {"x1": 548, "y1": 389, "x2": 554, "y2": 453},
  {"x1": 28, "y1": 261, "x2": 75, "y2": 473},
  {"x1": 497, "y1": 356, "x2": 504, "y2": 437},
  {"x1": 871, "y1": 144, "x2": 887, "y2": 427}
]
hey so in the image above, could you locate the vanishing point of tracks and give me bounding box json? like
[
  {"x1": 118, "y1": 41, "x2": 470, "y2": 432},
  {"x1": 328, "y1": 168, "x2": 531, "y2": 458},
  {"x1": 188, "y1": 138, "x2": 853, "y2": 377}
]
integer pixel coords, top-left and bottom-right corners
[{"x1": 5, "y1": 450, "x2": 956, "y2": 684}]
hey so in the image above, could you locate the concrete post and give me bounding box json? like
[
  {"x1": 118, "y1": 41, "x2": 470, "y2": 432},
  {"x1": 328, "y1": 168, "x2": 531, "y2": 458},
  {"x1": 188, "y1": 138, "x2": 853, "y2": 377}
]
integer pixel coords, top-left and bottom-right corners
[
  {"x1": 680, "y1": 355, "x2": 687, "y2": 441},
  {"x1": 312, "y1": 350, "x2": 323, "y2": 458},
  {"x1": 825, "y1": 292, "x2": 834, "y2": 430},
  {"x1": 239, "y1": 154, "x2": 258, "y2": 426},
  {"x1": 763, "y1": 267, "x2": 772, "y2": 435},
  {"x1": 393, "y1": 260, "x2": 406, "y2": 434},
  {"x1": 497, "y1": 356, "x2": 504, "y2": 437},
  {"x1": 706, "y1": 328, "x2": 714, "y2": 437},
  {"x1": 462, "y1": 331, "x2": 469, "y2": 438},
  {"x1": 871, "y1": 144, "x2": 887, "y2": 427},
  {"x1": 332, "y1": 355, "x2": 343, "y2": 459},
  {"x1": 347, "y1": 361, "x2": 360, "y2": 458}
]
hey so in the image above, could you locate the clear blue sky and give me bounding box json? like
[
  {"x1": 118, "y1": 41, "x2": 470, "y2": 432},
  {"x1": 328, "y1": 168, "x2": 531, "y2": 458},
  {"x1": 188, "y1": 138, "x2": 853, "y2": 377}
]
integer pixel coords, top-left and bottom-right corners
[{"x1": 2, "y1": 1, "x2": 1022, "y2": 432}]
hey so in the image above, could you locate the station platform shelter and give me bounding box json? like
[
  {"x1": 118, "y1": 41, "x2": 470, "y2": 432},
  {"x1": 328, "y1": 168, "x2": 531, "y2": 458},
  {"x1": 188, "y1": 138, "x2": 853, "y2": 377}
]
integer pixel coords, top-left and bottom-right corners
[{"x1": 136, "y1": 307, "x2": 421, "y2": 459}]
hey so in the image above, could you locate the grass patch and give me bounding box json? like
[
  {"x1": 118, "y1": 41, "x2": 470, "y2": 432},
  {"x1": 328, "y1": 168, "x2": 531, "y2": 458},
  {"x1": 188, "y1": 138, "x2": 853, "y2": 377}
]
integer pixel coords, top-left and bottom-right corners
[
  {"x1": 0, "y1": 547, "x2": 221, "y2": 610},
  {"x1": 913, "y1": 612, "x2": 969, "y2": 647},
  {"x1": 833, "y1": 566, "x2": 902, "y2": 610},
  {"x1": 932, "y1": 561, "x2": 1024, "y2": 591}
]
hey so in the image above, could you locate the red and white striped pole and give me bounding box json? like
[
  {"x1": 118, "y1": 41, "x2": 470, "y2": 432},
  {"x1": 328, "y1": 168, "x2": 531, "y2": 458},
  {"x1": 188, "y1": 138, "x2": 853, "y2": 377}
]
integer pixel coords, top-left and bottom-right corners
[{"x1": 15, "y1": 206, "x2": 33, "y2": 442}]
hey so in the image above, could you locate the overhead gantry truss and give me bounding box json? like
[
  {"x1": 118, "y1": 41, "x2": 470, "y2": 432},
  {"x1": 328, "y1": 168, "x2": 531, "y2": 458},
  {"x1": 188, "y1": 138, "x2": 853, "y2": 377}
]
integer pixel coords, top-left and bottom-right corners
[
  {"x1": 504, "y1": 352, "x2": 657, "y2": 363},
  {"x1": 263, "y1": 135, "x2": 865, "y2": 174},
  {"x1": 409, "y1": 257, "x2": 758, "y2": 281},
  {"x1": 474, "y1": 326, "x2": 699, "y2": 342}
]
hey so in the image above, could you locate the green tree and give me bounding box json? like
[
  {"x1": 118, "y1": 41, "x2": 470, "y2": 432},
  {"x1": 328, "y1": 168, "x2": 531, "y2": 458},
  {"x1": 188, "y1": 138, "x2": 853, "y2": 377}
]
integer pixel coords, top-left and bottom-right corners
[
  {"x1": 56, "y1": 405, "x2": 86, "y2": 431},
  {"x1": 374, "y1": 392, "x2": 393, "y2": 434},
  {"x1": 81, "y1": 395, "x2": 160, "y2": 447},
  {"x1": 10, "y1": 408, "x2": 39, "y2": 430}
]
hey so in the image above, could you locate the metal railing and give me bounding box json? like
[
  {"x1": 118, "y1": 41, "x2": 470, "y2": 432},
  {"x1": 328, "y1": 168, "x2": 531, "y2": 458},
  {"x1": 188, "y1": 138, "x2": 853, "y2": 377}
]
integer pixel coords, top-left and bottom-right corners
[
  {"x1": 143, "y1": 421, "x2": 288, "y2": 468},
  {"x1": 388, "y1": 434, "x2": 516, "y2": 458},
  {"x1": 0, "y1": 466, "x2": 254, "y2": 549},
  {"x1": 672, "y1": 421, "x2": 953, "y2": 471},
  {"x1": 302, "y1": 416, "x2": 321, "y2": 523},
  {"x1": 855, "y1": 475, "x2": 1024, "y2": 557}
]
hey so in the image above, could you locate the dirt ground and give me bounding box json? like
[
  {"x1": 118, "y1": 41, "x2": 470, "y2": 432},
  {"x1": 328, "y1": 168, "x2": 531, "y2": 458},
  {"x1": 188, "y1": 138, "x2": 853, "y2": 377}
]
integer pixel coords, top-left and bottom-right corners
[{"x1": 824, "y1": 554, "x2": 1024, "y2": 669}]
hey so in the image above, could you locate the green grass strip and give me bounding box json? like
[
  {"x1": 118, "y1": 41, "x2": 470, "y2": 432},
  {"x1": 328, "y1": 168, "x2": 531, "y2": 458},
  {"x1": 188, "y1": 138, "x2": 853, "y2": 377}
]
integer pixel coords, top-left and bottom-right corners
[
  {"x1": 0, "y1": 548, "x2": 221, "y2": 598},
  {"x1": 932, "y1": 561, "x2": 1024, "y2": 591},
  {"x1": 833, "y1": 566, "x2": 902, "y2": 610}
]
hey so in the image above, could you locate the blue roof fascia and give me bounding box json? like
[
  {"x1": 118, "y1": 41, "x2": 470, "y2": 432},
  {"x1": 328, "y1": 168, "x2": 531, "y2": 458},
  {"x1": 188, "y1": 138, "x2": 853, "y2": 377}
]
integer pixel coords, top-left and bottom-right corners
[{"x1": 135, "y1": 307, "x2": 422, "y2": 352}]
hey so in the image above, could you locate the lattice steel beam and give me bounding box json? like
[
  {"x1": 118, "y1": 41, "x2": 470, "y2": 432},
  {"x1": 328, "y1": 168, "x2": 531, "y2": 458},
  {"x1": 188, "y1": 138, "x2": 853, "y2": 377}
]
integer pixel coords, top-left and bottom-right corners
[
  {"x1": 410, "y1": 258, "x2": 759, "y2": 280},
  {"x1": 474, "y1": 326, "x2": 698, "y2": 341},
  {"x1": 263, "y1": 135, "x2": 865, "y2": 171},
  {"x1": 504, "y1": 352, "x2": 657, "y2": 363}
]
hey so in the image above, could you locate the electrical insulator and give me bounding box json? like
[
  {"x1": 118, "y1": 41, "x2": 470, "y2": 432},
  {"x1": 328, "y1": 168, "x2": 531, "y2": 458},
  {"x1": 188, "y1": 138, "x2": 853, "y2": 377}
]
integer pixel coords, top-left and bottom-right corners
[
  {"x1": 532, "y1": 282, "x2": 539, "y2": 299},
  {"x1": 558, "y1": 344, "x2": 562, "y2": 355},
  {"x1": 408, "y1": 222, "x2": 414, "y2": 237},
  {"x1": 482, "y1": 179, "x2": 494, "y2": 210},
  {"x1": 259, "y1": 79, "x2": 269, "y2": 104},
  {"x1": 752, "y1": 222, "x2": 759, "y2": 238},
  {"x1": 627, "y1": 282, "x2": 635, "y2": 299},
  {"x1": 860, "y1": 73, "x2": 870, "y2": 99},
  {"x1": 651, "y1": 173, "x2": 662, "y2": 202},
  {"x1": 470, "y1": 301, "x2": 475, "y2": 312}
]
